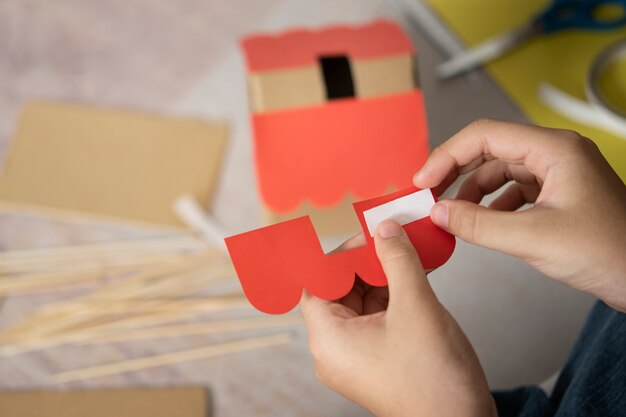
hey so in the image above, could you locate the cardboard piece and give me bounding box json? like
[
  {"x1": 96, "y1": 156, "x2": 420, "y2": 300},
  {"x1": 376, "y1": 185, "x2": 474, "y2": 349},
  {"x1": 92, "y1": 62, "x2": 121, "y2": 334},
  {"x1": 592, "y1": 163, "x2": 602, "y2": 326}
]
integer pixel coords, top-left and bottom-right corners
[
  {"x1": 225, "y1": 187, "x2": 455, "y2": 314},
  {"x1": 0, "y1": 102, "x2": 227, "y2": 226},
  {"x1": 241, "y1": 20, "x2": 429, "y2": 236},
  {"x1": 262, "y1": 194, "x2": 361, "y2": 236},
  {"x1": 248, "y1": 66, "x2": 325, "y2": 113},
  {"x1": 352, "y1": 54, "x2": 417, "y2": 98},
  {"x1": 248, "y1": 54, "x2": 416, "y2": 113},
  {"x1": 0, "y1": 387, "x2": 210, "y2": 417}
]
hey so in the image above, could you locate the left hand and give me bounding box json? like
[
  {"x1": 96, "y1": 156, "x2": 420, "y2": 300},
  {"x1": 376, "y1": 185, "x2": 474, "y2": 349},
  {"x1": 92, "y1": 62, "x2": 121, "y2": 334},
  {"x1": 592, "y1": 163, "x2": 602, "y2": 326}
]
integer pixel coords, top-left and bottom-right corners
[{"x1": 300, "y1": 220, "x2": 496, "y2": 417}]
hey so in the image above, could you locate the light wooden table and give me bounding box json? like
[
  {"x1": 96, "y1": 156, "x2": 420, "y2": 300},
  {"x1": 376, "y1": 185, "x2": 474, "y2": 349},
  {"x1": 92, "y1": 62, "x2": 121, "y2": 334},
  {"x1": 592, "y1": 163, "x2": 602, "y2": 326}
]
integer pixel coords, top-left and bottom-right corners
[{"x1": 0, "y1": 1, "x2": 594, "y2": 416}]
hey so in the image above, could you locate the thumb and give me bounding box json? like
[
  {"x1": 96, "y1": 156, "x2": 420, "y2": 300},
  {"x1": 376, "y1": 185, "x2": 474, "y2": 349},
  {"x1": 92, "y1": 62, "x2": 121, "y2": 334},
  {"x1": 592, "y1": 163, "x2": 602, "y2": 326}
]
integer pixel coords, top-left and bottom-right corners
[
  {"x1": 374, "y1": 220, "x2": 439, "y2": 315},
  {"x1": 430, "y1": 199, "x2": 537, "y2": 259}
]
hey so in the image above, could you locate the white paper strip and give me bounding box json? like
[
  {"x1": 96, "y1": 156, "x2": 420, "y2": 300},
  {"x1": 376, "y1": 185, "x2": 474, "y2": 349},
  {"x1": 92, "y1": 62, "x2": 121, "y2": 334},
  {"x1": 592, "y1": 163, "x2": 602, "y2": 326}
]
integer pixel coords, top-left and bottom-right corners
[
  {"x1": 173, "y1": 195, "x2": 228, "y2": 253},
  {"x1": 363, "y1": 189, "x2": 435, "y2": 236},
  {"x1": 539, "y1": 83, "x2": 626, "y2": 140}
]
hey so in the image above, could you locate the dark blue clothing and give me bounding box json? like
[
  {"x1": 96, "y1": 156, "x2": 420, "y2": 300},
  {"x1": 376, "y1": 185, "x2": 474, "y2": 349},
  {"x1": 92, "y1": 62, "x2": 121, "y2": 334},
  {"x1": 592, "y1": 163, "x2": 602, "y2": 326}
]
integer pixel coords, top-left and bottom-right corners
[{"x1": 493, "y1": 301, "x2": 626, "y2": 417}]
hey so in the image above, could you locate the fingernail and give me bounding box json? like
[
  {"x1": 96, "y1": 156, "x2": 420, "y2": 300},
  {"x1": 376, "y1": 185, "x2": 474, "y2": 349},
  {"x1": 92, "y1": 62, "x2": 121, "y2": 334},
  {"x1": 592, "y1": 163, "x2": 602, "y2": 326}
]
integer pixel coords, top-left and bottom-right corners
[
  {"x1": 413, "y1": 163, "x2": 433, "y2": 185},
  {"x1": 413, "y1": 170, "x2": 426, "y2": 185},
  {"x1": 431, "y1": 203, "x2": 449, "y2": 228},
  {"x1": 376, "y1": 220, "x2": 403, "y2": 239}
]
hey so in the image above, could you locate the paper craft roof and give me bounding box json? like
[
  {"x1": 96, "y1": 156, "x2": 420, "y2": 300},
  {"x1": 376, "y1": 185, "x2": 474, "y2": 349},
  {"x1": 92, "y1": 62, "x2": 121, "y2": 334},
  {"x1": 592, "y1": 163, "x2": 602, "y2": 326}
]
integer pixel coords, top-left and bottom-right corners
[{"x1": 242, "y1": 20, "x2": 415, "y2": 72}]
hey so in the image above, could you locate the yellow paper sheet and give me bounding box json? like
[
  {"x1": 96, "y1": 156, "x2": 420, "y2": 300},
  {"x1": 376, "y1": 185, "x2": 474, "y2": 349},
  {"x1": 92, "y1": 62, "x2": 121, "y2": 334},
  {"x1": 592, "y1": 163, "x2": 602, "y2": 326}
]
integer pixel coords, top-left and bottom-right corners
[{"x1": 426, "y1": 0, "x2": 626, "y2": 180}]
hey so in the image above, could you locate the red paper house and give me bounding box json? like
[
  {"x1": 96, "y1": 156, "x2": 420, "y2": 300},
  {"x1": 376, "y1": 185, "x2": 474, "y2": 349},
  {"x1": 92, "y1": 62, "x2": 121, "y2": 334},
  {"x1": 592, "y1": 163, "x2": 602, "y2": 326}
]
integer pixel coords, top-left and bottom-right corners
[{"x1": 242, "y1": 20, "x2": 430, "y2": 235}]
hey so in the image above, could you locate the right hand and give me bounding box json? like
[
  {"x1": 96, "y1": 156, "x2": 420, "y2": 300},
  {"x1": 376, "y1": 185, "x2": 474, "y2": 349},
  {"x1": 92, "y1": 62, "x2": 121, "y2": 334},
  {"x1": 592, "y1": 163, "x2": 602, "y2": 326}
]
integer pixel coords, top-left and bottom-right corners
[{"x1": 413, "y1": 119, "x2": 626, "y2": 312}]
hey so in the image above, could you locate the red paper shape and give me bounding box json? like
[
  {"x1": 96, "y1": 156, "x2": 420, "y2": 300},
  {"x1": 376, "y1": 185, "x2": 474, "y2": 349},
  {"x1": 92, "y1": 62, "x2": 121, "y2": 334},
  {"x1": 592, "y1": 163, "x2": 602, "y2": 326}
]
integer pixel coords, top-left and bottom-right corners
[
  {"x1": 242, "y1": 20, "x2": 429, "y2": 212},
  {"x1": 253, "y1": 91, "x2": 429, "y2": 212},
  {"x1": 225, "y1": 187, "x2": 455, "y2": 314},
  {"x1": 241, "y1": 20, "x2": 414, "y2": 72}
]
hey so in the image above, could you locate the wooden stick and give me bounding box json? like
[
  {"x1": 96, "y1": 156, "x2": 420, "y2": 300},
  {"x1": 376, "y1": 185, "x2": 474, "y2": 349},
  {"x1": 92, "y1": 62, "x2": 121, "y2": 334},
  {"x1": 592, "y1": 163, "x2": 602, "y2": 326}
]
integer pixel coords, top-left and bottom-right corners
[
  {"x1": 52, "y1": 332, "x2": 293, "y2": 383},
  {"x1": 0, "y1": 270, "x2": 107, "y2": 294},
  {"x1": 0, "y1": 251, "x2": 223, "y2": 295},
  {"x1": 0, "y1": 245, "x2": 204, "y2": 268},
  {"x1": 0, "y1": 241, "x2": 224, "y2": 299},
  {"x1": 0, "y1": 288, "x2": 246, "y2": 356},
  {"x1": 0, "y1": 235, "x2": 203, "y2": 261},
  {"x1": 0, "y1": 200, "x2": 189, "y2": 235},
  {"x1": 55, "y1": 292, "x2": 245, "y2": 335},
  {"x1": 0, "y1": 243, "x2": 239, "y2": 352},
  {"x1": 0, "y1": 258, "x2": 233, "y2": 341},
  {"x1": 0, "y1": 254, "x2": 220, "y2": 314},
  {"x1": 44, "y1": 253, "x2": 228, "y2": 305},
  {"x1": 0, "y1": 272, "x2": 237, "y2": 344},
  {"x1": 94, "y1": 261, "x2": 233, "y2": 300},
  {"x1": 0, "y1": 278, "x2": 101, "y2": 296},
  {"x1": 81, "y1": 316, "x2": 303, "y2": 344},
  {"x1": 0, "y1": 251, "x2": 221, "y2": 286},
  {"x1": 59, "y1": 296, "x2": 249, "y2": 316},
  {"x1": 0, "y1": 242, "x2": 213, "y2": 272}
]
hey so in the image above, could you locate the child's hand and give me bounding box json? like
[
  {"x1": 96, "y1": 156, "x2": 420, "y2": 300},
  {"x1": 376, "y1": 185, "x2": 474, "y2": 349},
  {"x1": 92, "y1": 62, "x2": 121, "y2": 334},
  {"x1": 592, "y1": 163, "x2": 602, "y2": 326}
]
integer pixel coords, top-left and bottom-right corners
[
  {"x1": 414, "y1": 120, "x2": 626, "y2": 312},
  {"x1": 301, "y1": 221, "x2": 497, "y2": 417}
]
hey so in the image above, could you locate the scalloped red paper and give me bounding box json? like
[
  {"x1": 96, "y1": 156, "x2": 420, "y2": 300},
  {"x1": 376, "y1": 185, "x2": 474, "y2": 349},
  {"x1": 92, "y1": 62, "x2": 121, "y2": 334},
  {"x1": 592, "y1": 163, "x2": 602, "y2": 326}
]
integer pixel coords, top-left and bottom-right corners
[
  {"x1": 225, "y1": 187, "x2": 456, "y2": 314},
  {"x1": 241, "y1": 20, "x2": 414, "y2": 72},
  {"x1": 252, "y1": 91, "x2": 429, "y2": 212}
]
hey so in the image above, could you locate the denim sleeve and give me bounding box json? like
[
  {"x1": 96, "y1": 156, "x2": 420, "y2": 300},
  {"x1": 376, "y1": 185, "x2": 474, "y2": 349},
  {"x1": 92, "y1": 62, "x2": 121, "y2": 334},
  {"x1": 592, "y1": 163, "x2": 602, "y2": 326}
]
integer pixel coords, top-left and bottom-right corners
[
  {"x1": 490, "y1": 301, "x2": 626, "y2": 417},
  {"x1": 492, "y1": 387, "x2": 554, "y2": 417}
]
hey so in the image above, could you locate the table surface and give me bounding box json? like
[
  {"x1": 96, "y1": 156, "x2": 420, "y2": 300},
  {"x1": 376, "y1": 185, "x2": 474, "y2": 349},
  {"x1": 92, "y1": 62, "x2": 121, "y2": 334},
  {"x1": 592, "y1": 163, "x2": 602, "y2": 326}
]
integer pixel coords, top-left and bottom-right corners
[{"x1": 0, "y1": 1, "x2": 595, "y2": 416}]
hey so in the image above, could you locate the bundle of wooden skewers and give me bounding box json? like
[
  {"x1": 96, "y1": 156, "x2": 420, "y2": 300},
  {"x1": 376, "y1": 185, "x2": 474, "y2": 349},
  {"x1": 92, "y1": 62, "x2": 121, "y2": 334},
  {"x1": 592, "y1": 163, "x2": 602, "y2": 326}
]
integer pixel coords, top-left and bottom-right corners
[{"x1": 0, "y1": 231, "x2": 302, "y2": 383}]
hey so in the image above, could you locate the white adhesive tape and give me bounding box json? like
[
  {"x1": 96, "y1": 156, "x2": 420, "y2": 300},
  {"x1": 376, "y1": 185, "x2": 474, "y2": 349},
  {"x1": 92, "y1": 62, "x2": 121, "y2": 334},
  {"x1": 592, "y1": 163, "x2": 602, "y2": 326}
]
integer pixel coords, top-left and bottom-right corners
[
  {"x1": 586, "y1": 39, "x2": 626, "y2": 119},
  {"x1": 363, "y1": 189, "x2": 435, "y2": 236}
]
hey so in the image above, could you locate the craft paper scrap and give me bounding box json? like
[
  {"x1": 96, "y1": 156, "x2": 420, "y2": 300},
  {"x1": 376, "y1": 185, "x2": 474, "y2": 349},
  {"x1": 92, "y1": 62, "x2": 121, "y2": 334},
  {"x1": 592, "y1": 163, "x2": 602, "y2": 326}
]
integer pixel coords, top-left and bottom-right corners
[
  {"x1": 363, "y1": 188, "x2": 435, "y2": 236},
  {"x1": 0, "y1": 102, "x2": 227, "y2": 226},
  {"x1": 225, "y1": 187, "x2": 455, "y2": 314}
]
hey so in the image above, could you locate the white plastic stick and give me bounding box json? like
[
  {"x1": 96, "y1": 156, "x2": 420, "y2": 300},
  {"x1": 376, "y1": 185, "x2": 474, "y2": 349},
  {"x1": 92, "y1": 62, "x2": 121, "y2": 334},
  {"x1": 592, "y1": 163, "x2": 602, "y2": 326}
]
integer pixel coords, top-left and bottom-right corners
[
  {"x1": 539, "y1": 83, "x2": 626, "y2": 140},
  {"x1": 174, "y1": 195, "x2": 229, "y2": 252}
]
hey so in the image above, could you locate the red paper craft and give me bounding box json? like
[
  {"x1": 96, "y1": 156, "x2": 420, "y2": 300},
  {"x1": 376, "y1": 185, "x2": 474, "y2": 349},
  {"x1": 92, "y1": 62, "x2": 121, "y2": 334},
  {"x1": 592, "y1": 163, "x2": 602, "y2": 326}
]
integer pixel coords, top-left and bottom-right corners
[
  {"x1": 242, "y1": 20, "x2": 414, "y2": 72},
  {"x1": 242, "y1": 20, "x2": 430, "y2": 213},
  {"x1": 254, "y1": 91, "x2": 429, "y2": 212},
  {"x1": 225, "y1": 187, "x2": 455, "y2": 314}
]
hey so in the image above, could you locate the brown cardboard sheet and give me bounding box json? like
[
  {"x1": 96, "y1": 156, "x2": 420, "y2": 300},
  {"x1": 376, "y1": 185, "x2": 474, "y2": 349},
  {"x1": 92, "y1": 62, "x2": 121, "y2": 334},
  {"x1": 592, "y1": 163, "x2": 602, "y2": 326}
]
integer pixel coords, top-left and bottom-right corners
[
  {"x1": 352, "y1": 54, "x2": 415, "y2": 98},
  {"x1": 264, "y1": 195, "x2": 362, "y2": 237},
  {"x1": 0, "y1": 102, "x2": 227, "y2": 226},
  {"x1": 0, "y1": 386, "x2": 210, "y2": 417},
  {"x1": 247, "y1": 66, "x2": 325, "y2": 112},
  {"x1": 248, "y1": 54, "x2": 415, "y2": 113}
]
